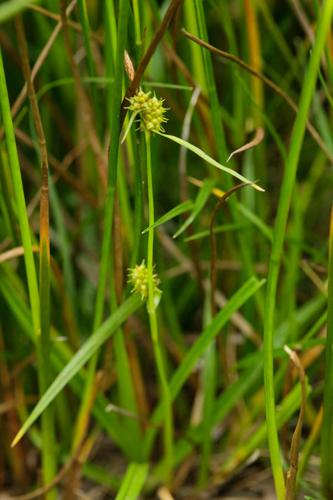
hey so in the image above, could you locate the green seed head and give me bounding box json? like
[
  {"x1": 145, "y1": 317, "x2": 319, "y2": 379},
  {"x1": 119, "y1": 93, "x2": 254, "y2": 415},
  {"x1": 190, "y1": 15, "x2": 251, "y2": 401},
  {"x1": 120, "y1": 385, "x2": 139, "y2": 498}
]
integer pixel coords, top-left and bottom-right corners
[
  {"x1": 128, "y1": 261, "x2": 161, "y2": 302},
  {"x1": 126, "y1": 89, "x2": 168, "y2": 134}
]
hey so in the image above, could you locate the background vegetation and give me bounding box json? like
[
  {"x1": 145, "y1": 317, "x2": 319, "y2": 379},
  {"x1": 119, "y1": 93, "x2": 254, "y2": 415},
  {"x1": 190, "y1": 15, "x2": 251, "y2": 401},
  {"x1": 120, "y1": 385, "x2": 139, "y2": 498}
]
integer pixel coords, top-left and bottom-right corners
[{"x1": 0, "y1": 0, "x2": 332, "y2": 498}]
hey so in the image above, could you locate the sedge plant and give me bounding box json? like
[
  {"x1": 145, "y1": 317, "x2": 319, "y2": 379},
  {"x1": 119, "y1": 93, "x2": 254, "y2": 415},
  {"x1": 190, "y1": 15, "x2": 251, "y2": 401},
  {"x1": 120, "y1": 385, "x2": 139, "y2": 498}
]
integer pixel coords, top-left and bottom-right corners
[
  {"x1": 126, "y1": 90, "x2": 173, "y2": 480},
  {"x1": 3, "y1": 2, "x2": 333, "y2": 498}
]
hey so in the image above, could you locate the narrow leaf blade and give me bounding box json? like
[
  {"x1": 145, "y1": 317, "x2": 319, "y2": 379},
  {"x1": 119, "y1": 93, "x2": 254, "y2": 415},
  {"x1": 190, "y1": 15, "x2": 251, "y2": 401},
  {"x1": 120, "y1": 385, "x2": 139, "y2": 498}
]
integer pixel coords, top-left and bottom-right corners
[
  {"x1": 0, "y1": 0, "x2": 39, "y2": 23},
  {"x1": 142, "y1": 199, "x2": 193, "y2": 234},
  {"x1": 160, "y1": 133, "x2": 265, "y2": 192},
  {"x1": 12, "y1": 295, "x2": 142, "y2": 446},
  {"x1": 173, "y1": 179, "x2": 215, "y2": 239},
  {"x1": 115, "y1": 462, "x2": 149, "y2": 500}
]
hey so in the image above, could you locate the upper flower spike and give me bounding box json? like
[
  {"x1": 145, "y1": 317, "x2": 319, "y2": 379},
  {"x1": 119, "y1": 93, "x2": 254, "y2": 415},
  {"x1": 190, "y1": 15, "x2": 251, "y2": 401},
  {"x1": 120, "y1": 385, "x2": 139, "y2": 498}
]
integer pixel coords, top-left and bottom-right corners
[{"x1": 126, "y1": 89, "x2": 168, "y2": 134}]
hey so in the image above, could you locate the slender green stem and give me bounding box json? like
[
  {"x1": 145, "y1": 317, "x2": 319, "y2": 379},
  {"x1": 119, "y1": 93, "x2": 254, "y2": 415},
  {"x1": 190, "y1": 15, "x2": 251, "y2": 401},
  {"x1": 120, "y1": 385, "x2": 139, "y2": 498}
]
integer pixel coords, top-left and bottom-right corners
[
  {"x1": 132, "y1": 0, "x2": 142, "y2": 49},
  {"x1": 0, "y1": 46, "x2": 40, "y2": 337},
  {"x1": 263, "y1": 2, "x2": 333, "y2": 498},
  {"x1": 145, "y1": 130, "x2": 173, "y2": 480}
]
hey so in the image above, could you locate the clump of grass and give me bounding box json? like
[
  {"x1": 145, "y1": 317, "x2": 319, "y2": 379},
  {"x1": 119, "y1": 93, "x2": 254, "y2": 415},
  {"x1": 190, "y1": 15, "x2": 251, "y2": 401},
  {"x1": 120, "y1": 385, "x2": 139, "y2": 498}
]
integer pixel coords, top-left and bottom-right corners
[{"x1": 0, "y1": 1, "x2": 333, "y2": 498}]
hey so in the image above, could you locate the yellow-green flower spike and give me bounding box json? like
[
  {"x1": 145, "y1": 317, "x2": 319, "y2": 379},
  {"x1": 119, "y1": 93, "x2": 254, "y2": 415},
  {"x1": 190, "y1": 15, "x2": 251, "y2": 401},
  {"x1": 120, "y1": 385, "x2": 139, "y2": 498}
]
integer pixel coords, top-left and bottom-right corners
[
  {"x1": 126, "y1": 88, "x2": 168, "y2": 134},
  {"x1": 128, "y1": 261, "x2": 161, "y2": 306}
]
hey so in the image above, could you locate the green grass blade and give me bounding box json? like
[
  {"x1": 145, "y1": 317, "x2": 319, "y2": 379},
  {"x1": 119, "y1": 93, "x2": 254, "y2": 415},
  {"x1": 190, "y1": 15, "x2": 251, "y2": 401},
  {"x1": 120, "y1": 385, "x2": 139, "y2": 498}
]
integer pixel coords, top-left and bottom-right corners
[
  {"x1": 142, "y1": 199, "x2": 193, "y2": 234},
  {"x1": 160, "y1": 133, "x2": 264, "y2": 191},
  {"x1": 169, "y1": 278, "x2": 265, "y2": 399},
  {"x1": 184, "y1": 222, "x2": 244, "y2": 242},
  {"x1": 263, "y1": 2, "x2": 333, "y2": 498},
  {"x1": 221, "y1": 382, "x2": 311, "y2": 478},
  {"x1": 115, "y1": 462, "x2": 149, "y2": 500},
  {"x1": 236, "y1": 202, "x2": 273, "y2": 242},
  {"x1": 0, "y1": 47, "x2": 40, "y2": 336},
  {"x1": 178, "y1": 362, "x2": 263, "y2": 449},
  {"x1": 0, "y1": 0, "x2": 39, "y2": 22},
  {"x1": 12, "y1": 295, "x2": 142, "y2": 447},
  {"x1": 173, "y1": 179, "x2": 214, "y2": 238}
]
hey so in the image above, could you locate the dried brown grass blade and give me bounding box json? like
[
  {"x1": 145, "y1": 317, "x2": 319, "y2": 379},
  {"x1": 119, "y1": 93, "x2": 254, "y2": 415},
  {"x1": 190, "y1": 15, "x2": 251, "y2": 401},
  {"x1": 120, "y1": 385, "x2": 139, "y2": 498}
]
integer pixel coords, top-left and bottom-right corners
[
  {"x1": 227, "y1": 128, "x2": 265, "y2": 162},
  {"x1": 182, "y1": 28, "x2": 333, "y2": 164},
  {"x1": 284, "y1": 345, "x2": 307, "y2": 500}
]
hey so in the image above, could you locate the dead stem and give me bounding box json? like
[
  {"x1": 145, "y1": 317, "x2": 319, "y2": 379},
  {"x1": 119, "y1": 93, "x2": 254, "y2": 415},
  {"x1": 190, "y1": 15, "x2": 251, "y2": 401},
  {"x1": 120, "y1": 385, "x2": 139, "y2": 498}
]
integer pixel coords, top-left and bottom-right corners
[
  {"x1": 284, "y1": 346, "x2": 307, "y2": 500},
  {"x1": 0, "y1": 0, "x2": 77, "y2": 136},
  {"x1": 227, "y1": 128, "x2": 265, "y2": 163},
  {"x1": 11, "y1": 437, "x2": 89, "y2": 500},
  {"x1": 243, "y1": 0, "x2": 264, "y2": 125},
  {"x1": 0, "y1": 245, "x2": 39, "y2": 264},
  {"x1": 0, "y1": 330, "x2": 28, "y2": 487},
  {"x1": 29, "y1": 4, "x2": 103, "y2": 44},
  {"x1": 120, "y1": 0, "x2": 184, "y2": 129},
  {"x1": 15, "y1": 129, "x2": 97, "y2": 207}
]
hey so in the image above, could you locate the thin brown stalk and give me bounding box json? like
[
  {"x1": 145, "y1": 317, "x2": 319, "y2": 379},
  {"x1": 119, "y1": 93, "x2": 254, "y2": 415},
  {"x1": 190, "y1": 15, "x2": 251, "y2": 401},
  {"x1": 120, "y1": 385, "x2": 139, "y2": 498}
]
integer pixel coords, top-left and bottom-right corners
[
  {"x1": 284, "y1": 346, "x2": 307, "y2": 500},
  {"x1": 288, "y1": 0, "x2": 328, "y2": 73},
  {"x1": 289, "y1": 0, "x2": 315, "y2": 44},
  {"x1": 29, "y1": 4, "x2": 103, "y2": 44},
  {"x1": 211, "y1": 285, "x2": 261, "y2": 346},
  {"x1": 161, "y1": 41, "x2": 214, "y2": 151},
  {"x1": 0, "y1": 31, "x2": 21, "y2": 67},
  {"x1": 0, "y1": 245, "x2": 39, "y2": 263},
  {"x1": 15, "y1": 19, "x2": 50, "y2": 233},
  {"x1": 243, "y1": 0, "x2": 264, "y2": 124},
  {"x1": 181, "y1": 28, "x2": 333, "y2": 164},
  {"x1": 298, "y1": 405, "x2": 323, "y2": 480},
  {"x1": 0, "y1": 331, "x2": 28, "y2": 488},
  {"x1": 120, "y1": 0, "x2": 184, "y2": 128},
  {"x1": 0, "y1": 396, "x2": 37, "y2": 416},
  {"x1": 300, "y1": 259, "x2": 326, "y2": 294},
  {"x1": 15, "y1": 129, "x2": 97, "y2": 207},
  {"x1": 4, "y1": 0, "x2": 77, "y2": 131},
  {"x1": 11, "y1": 437, "x2": 89, "y2": 500},
  {"x1": 162, "y1": 40, "x2": 208, "y2": 107},
  {"x1": 7, "y1": 354, "x2": 36, "y2": 382},
  {"x1": 63, "y1": 431, "x2": 98, "y2": 500},
  {"x1": 62, "y1": 382, "x2": 102, "y2": 498}
]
